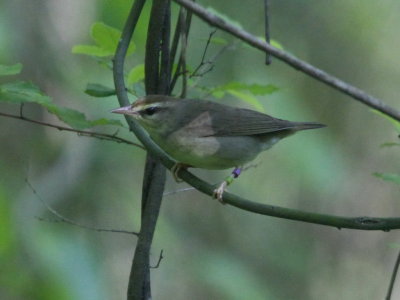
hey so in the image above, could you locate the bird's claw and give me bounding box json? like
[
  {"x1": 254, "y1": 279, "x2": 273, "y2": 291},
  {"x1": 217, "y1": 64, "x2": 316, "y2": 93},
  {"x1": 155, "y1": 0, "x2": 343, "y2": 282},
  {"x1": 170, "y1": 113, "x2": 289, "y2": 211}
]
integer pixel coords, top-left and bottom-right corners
[
  {"x1": 170, "y1": 163, "x2": 190, "y2": 182},
  {"x1": 213, "y1": 181, "x2": 228, "y2": 204}
]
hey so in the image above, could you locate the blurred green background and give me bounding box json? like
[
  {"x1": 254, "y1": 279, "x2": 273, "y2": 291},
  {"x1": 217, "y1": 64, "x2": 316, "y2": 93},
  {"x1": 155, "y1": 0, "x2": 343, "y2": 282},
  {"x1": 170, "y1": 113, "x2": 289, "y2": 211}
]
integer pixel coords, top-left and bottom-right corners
[{"x1": 1, "y1": 0, "x2": 399, "y2": 299}]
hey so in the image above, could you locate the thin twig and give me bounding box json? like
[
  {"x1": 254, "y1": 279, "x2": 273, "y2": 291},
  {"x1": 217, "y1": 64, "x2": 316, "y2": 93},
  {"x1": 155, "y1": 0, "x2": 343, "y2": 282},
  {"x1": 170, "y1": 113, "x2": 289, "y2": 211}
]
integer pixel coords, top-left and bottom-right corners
[
  {"x1": 36, "y1": 217, "x2": 138, "y2": 235},
  {"x1": 386, "y1": 249, "x2": 400, "y2": 300},
  {"x1": 191, "y1": 40, "x2": 238, "y2": 94},
  {"x1": 19, "y1": 103, "x2": 25, "y2": 117},
  {"x1": 169, "y1": 6, "x2": 194, "y2": 94},
  {"x1": 0, "y1": 111, "x2": 144, "y2": 149},
  {"x1": 172, "y1": 0, "x2": 400, "y2": 121},
  {"x1": 189, "y1": 37, "x2": 238, "y2": 99},
  {"x1": 150, "y1": 249, "x2": 164, "y2": 269},
  {"x1": 179, "y1": 10, "x2": 188, "y2": 98},
  {"x1": 26, "y1": 178, "x2": 138, "y2": 236},
  {"x1": 163, "y1": 187, "x2": 196, "y2": 196},
  {"x1": 169, "y1": 7, "x2": 184, "y2": 77},
  {"x1": 190, "y1": 29, "x2": 217, "y2": 77}
]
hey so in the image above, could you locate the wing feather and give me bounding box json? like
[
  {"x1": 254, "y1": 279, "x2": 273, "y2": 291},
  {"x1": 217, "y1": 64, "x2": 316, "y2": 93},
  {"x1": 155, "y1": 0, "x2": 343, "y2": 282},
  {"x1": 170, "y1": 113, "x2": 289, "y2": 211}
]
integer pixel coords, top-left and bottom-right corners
[{"x1": 174, "y1": 99, "x2": 324, "y2": 137}]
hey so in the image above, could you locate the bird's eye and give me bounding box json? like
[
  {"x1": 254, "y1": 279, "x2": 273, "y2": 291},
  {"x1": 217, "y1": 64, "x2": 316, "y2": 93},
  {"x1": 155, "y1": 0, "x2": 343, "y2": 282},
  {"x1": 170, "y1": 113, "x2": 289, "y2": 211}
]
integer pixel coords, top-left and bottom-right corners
[{"x1": 142, "y1": 106, "x2": 159, "y2": 116}]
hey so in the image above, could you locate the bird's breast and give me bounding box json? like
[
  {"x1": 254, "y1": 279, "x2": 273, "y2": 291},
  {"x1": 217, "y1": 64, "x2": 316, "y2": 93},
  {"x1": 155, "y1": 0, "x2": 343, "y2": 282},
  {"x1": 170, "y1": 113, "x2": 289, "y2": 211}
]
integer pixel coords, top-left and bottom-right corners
[{"x1": 151, "y1": 130, "x2": 264, "y2": 169}]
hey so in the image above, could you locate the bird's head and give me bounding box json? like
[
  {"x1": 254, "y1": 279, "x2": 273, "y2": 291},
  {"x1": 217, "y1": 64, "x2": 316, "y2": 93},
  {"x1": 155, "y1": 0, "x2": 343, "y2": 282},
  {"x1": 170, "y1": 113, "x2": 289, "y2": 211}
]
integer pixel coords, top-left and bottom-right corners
[{"x1": 112, "y1": 95, "x2": 182, "y2": 134}]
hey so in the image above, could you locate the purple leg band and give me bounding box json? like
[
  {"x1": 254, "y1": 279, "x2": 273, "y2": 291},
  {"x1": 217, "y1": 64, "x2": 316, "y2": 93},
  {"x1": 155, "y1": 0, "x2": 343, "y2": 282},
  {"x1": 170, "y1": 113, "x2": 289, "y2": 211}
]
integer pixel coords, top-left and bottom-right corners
[{"x1": 232, "y1": 167, "x2": 241, "y2": 178}]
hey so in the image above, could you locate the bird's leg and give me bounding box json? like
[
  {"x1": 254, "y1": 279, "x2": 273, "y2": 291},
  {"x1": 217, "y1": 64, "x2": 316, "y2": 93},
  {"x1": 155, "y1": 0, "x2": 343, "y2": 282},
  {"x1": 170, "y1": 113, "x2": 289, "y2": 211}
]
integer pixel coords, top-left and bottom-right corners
[
  {"x1": 213, "y1": 167, "x2": 242, "y2": 203},
  {"x1": 170, "y1": 163, "x2": 190, "y2": 182}
]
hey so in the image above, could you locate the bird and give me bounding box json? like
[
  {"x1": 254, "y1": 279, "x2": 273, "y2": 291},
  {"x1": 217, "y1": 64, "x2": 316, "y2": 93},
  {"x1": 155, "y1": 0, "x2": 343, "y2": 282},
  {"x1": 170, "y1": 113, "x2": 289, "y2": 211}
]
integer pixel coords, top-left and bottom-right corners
[{"x1": 112, "y1": 95, "x2": 325, "y2": 201}]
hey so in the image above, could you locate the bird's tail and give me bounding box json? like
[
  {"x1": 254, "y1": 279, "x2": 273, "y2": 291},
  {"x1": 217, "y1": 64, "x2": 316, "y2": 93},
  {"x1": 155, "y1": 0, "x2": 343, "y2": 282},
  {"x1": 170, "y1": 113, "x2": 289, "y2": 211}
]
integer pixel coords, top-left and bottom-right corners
[{"x1": 291, "y1": 122, "x2": 326, "y2": 131}]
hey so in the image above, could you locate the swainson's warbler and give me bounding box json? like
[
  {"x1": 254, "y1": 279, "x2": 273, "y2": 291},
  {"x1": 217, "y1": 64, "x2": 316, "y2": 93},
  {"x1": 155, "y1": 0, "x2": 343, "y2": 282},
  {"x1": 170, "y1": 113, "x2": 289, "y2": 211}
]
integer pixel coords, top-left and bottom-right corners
[{"x1": 112, "y1": 95, "x2": 325, "y2": 200}]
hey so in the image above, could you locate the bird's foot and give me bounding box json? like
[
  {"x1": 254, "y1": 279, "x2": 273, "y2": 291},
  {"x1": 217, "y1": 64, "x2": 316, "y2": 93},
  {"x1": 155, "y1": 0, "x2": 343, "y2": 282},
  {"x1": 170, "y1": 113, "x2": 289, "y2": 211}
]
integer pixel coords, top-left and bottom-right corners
[
  {"x1": 213, "y1": 167, "x2": 242, "y2": 204},
  {"x1": 213, "y1": 181, "x2": 228, "y2": 204},
  {"x1": 170, "y1": 163, "x2": 190, "y2": 182}
]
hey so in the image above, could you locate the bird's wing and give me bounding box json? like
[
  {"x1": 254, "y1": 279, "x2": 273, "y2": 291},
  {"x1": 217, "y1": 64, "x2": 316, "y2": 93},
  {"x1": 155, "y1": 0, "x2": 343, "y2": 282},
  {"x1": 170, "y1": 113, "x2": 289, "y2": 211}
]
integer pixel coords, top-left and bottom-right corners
[
  {"x1": 207, "y1": 105, "x2": 298, "y2": 136},
  {"x1": 176, "y1": 99, "x2": 323, "y2": 137}
]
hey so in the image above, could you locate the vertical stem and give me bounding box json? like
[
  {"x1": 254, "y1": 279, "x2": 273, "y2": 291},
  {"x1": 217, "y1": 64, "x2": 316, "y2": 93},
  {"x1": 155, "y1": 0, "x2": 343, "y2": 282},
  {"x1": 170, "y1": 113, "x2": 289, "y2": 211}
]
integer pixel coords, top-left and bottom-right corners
[
  {"x1": 128, "y1": 0, "x2": 171, "y2": 299},
  {"x1": 113, "y1": 0, "x2": 146, "y2": 107},
  {"x1": 169, "y1": 5, "x2": 193, "y2": 94},
  {"x1": 113, "y1": 0, "x2": 170, "y2": 299},
  {"x1": 179, "y1": 10, "x2": 188, "y2": 98},
  {"x1": 159, "y1": 1, "x2": 171, "y2": 94},
  {"x1": 264, "y1": 0, "x2": 271, "y2": 65},
  {"x1": 128, "y1": 155, "x2": 166, "y2": 300},
  {"x1": 386, "y1": 249, "x2": 400, "y2": 300},
  {"x1": 169, "y1": 7, "x2": 184, "y2": 77}
]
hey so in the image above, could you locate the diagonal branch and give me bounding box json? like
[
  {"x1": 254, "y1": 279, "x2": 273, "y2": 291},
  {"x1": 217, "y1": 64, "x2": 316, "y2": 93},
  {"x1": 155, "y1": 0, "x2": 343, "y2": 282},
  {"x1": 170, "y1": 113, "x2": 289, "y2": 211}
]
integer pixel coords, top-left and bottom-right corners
[{"x1": 172, "y1": 0, "x2": 400, "y2": 121}]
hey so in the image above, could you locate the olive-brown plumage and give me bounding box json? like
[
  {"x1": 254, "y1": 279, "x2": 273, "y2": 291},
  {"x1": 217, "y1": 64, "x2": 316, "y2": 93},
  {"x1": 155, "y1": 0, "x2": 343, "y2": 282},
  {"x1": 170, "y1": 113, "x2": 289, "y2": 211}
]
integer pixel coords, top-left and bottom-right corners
[{"x1": 112, "y1": 95, "x2": 325, "y2": 170}]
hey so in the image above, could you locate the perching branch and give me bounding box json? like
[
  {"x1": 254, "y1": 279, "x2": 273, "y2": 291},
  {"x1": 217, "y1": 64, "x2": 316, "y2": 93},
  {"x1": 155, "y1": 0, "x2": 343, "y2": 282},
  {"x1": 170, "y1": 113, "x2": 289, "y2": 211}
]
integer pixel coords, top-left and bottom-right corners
[{"x1": 172, "y1": 0, "x2": 400, "y2": 122}]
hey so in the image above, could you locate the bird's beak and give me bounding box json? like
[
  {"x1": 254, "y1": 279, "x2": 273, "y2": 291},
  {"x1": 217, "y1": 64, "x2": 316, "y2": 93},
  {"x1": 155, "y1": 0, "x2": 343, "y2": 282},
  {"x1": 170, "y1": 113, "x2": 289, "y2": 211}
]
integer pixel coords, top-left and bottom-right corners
[{"x1": 111, "y1": 105, "x2": 134, "y2": 115}]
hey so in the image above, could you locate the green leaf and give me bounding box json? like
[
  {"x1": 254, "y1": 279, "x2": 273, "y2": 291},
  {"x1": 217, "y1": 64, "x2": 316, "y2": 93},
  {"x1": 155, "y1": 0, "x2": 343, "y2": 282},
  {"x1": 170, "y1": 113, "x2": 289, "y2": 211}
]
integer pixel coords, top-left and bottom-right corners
[
  {"x1": 45, "y1": 104, "x2": 90, "y2": 129},
  {"x1": 254, "y1": 37, "x2": 284, "y2": 50},
  {"x1": 85, "y1": 83, "x2": 116, "y2": 97},
  {"x1": 210, "y1": 81, "x2": 278, "y2": 99},
  {"x1": 45, "y1": 104, "x2": 122, "y2": 130},
  {"x1": 0, "y1": 81, "x2": 52, "y2": 105},
  {"x1": 227, "y1": 89, "x2": 264, "y2": 112},
  {"x1": 0, "y1": 81, "x2": 121, "y2": 129},
  {"x1": 209, "y1": 82, "x2": 278, "y2": 110},
  {"x1": 89, "y1": 118, "x2": 122, "y2": 127},
  {"x1": 206, "y1": 7, "x2": 243, "y2": 29},
  {"x1": 210, "y1": 37, "x2": 228, "y2": 45},
  {"x1": 127, "y1": 64, "x2": 145, "y2": 85},
  {"x1": 220, "y1": 81, "x2": 278, "y2": 95},
  {"x1": 388, "y1": 243, "x2": 400, "y2": 249},
  {"x1": 0, "y1": 63, "x2": 23, "y2": 76},
  {"x1": 91, "y1": 22, "x2": 132, "y2": 55},
  {"x1": 270, "y1": 39, "x2": 284, "y2": 50},
  {"x1": 72, "y1": 45, "x2": 112, "y2": 57},
  {"x1": 371, "y1": 110, "x2": 400, "y2": 133},
  {"x1": 380, "y1": 142, "x2": 400, "y2": 148},
  {"x1": 373, "y1": 172, "x2": 400, "y2": 185},
  {"x1": 241, "y1": 37, "x2": 284, "y2": 52},
  {"x1": 211, "y1": 90, "x2": 225, "y2": 99},
  {"x1": 72, "y1": 22, "x2": 135, "y2": 57}
]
